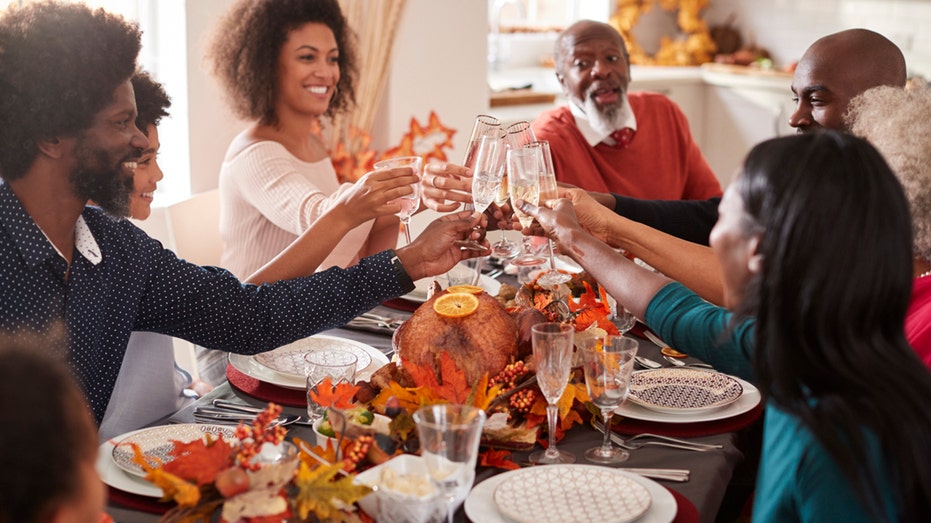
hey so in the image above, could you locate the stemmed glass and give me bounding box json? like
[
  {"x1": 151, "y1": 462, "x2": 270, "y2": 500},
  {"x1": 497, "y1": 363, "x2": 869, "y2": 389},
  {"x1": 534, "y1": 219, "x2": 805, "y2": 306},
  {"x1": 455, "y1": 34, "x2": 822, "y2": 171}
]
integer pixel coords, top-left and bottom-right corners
[
  {"x1": 373, "y1": 155, "x2": 423, "y2": 245},
  {"x1": 413, "y1": 404, "x2": 486, "y2": 523},
  {"x1": 506, "y1": 146, "x2": 547, "y2": 267},
  {"x1": 455, "y1": 115, "x2": 501, "y2": 252},
  {"x1": 488, "y1": 121, "x2": 535, "y2": 259},
  {"x1": 529, "y1": 322, "x2": 576, "y2": 464},
  {"x1": 526, "y1": 141, "x2": 571, "y2": 286},
  {"x1": 580, "y1": 336, "x2": 638, "y2": 463}
]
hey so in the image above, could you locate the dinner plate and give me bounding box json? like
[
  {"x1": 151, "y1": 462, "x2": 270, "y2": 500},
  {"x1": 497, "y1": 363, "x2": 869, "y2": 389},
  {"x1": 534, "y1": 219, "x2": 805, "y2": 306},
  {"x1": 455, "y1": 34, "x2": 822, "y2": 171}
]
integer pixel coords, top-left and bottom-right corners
[
  {"x1": 465, "y1": 467, "x2": 676, "y2": 523},
  {"x1": 403, "y1": 274, "x2": 502, "y2": 303},
  {"x1": 616, "y1": 375, "x2": 760, "y2": 423},
  {"x1": 229, "y1": 335, "x2": 389, "y2": 390},
  {"x1": 111, "y1": 424, "x2": 237, "y2": 478},
  {"x1": 97, "y1": 429, "x2": 163, "y2": 498},
  {"x1": 253, "y1": 335, "x2": 374, "y2": 379},
  {"x1": 493, "y1": 465, "x2": 651, "y2": 523},
  {"x1": 627, "y1": 368, "x2": 743, "y2": 414}
]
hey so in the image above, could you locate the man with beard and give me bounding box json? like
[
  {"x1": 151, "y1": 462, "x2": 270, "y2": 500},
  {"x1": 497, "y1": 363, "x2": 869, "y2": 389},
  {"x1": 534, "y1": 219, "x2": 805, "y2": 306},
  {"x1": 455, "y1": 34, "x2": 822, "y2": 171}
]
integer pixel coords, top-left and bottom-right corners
[
  {"x1": 531, "y1": 20, "x2": 722, "y2": 202},
  {"x1": 0, "y1": 1, "x2": 487, "y2": 425}
]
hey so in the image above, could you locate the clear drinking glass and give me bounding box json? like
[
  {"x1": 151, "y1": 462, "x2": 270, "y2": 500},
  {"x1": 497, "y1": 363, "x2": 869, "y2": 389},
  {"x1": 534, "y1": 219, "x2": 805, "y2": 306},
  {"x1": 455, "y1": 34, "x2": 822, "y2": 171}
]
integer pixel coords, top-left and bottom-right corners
[
  {"x1": 374, "y1": 156, "x2": 423, "y2": 245},
  {"x1": 304, "y1": 350, "x2": 357, "y2": 421},
  {"x1": 528, "y1": 322, "x2": 576, "y2": 464},
  {"x1": 455, "y1": 115, "x2": 502, "y2": 253},
  {"x1": 525, "y1": 141, "x2": 571, "y2": 286},
  {"x1": 507, "y1": 146, "x2": 547, "y2": 266},
  {"x1": 413, "y1": 404, "x2": 486, "y2": 523},
  {"x1": 580, "y1": 336, "x2": 638, "y2": 463}
]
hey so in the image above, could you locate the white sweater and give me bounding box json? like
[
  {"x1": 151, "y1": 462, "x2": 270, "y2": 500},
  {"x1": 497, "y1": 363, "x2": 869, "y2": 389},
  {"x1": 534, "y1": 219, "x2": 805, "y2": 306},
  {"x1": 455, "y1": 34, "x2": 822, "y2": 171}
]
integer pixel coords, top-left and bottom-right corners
[{"x1": 218, "y1": 141, "x2": 381, "y2": 279}]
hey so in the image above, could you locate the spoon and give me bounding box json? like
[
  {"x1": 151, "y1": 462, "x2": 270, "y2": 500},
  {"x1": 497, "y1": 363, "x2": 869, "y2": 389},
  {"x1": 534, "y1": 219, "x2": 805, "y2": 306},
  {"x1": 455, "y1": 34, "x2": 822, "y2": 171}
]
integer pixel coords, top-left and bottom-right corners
[{"x1": 635, "y1": 356, "x2": 663, "y2": 369}]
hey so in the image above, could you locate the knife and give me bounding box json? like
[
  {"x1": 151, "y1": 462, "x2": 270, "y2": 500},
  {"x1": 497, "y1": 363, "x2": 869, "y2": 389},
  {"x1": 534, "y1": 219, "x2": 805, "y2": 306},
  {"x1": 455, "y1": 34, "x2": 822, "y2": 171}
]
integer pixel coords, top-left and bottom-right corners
[{"x1": 643, "y1": 330, "x2": 688, "y2": 358}]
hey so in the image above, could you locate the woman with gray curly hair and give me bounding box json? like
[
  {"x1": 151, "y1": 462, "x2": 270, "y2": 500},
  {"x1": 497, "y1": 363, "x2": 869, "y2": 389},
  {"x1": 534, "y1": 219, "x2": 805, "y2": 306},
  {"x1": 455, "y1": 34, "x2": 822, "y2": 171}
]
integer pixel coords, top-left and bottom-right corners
[{"x1": 847, "y1": 82, "x2": 931, "y2": 366}]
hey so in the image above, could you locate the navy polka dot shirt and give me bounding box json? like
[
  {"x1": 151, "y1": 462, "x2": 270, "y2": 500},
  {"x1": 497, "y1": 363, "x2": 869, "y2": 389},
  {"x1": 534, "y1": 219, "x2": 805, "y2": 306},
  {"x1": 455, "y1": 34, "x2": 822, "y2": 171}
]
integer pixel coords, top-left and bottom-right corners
[{"x1": 0, "y1": 183, "x2": 414, "y2": 423}]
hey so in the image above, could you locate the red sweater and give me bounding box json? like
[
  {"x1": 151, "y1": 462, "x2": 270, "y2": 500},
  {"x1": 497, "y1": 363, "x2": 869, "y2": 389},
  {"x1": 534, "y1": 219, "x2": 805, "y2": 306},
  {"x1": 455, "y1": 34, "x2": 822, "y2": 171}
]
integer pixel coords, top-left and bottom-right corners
[
  {"x1": 907, "y1": 275, "x2": 931, "y2": 368},
  {"x1": 532, "y1": 92, "x2": 722, "y2": 200}
]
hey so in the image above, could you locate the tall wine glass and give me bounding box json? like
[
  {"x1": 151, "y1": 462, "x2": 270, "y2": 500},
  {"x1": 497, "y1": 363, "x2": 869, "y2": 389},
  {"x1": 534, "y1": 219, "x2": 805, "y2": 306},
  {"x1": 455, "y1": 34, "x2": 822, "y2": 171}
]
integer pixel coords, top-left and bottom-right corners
[
  {"x1": 580, "y1": 336, "x2": 638, "y2": 463},
  {"x1": 529, "y1": 322, "x2": 576, "y2": 465},
  {"x1": 527, "y1": 141, "x2": 571, "y2": 286},
  {"x1": 470, "y1": 134, "x2": 503, "y2": 215},
  {"x1": 488, "y1": 121, "x2": 537, "y2": 259},
  {"x1": 507, "y1": 146, "x2": 547, "y2": 266},
  {"x1": 413, "y1": 404, "x2": 486, "y2": 523},
  {"x1": 455, "y1": 114, "x2": 501, "y2": 253},
  {"x1": 373, "y1": 156, "x2": 423, "y2": 244}
]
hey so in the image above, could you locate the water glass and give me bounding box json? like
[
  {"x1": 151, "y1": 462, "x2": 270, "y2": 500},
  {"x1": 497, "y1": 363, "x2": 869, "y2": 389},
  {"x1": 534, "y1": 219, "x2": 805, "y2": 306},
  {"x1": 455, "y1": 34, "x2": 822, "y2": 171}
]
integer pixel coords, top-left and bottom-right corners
[
  {"x1": 374, "y1": 156, "x2": 423, "y2": 244},
  {"x1": 580, "y1": 336, "x2": 638, "y2": 463},
  {"x1": 446, "y1": 258, "x2": 481, "y2": 287},
  {"x1": 413, "y1": 404, "x2": 486, "y2": 523},
  {"x1": 304, "y1": 350, "x2": 357, "y2": 421}
]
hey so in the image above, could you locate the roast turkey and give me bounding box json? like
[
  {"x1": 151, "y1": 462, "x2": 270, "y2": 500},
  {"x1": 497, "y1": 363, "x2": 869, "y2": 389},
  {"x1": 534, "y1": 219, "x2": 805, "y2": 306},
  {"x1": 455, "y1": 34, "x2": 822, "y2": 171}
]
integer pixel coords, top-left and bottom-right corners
[{"x1": 393, "y1": 290, "x2": 521, "y2": 386}]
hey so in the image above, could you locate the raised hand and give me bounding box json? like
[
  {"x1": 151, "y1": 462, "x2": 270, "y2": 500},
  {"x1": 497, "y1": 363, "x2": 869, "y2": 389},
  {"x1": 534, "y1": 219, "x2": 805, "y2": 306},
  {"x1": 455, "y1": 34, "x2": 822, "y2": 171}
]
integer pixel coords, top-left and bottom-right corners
[
  {"x1": 396, "y1": 210, "x2": 490, "y2": 281},
  {"x1": 331, "y1": 167, "x2": 419, "y2": 224},
  {"x1": 421, "y1": 162, "x2": 473, "y2": 212}
]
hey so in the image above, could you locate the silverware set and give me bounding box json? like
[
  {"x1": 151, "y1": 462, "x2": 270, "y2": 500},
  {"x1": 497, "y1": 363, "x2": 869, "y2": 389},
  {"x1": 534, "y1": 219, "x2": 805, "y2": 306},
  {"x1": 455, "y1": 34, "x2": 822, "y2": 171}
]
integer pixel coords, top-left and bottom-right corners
[
  {"x1": 593, "y1": 420, "x2": 722, "y2": 454},
  {"x1": 345, "y1": 312, "x2": 405, "y2": 332},
  {"x1": 193, "y1": 400, "x2": 314, "y2": 427}
]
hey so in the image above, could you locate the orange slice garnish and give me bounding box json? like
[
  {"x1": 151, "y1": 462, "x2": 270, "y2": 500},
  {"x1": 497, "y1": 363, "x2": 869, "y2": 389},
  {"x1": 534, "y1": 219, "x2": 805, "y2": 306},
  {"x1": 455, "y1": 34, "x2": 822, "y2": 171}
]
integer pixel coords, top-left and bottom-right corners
[
  {"x1": 433, "y1": 292, "x2": 480, "y2": 318},
  {"x1": 445, "y1": 284, "x2": 484, "y2": 295},
  {"x1": 661, "y1": 347, "x2": 688, "y2": 358}
]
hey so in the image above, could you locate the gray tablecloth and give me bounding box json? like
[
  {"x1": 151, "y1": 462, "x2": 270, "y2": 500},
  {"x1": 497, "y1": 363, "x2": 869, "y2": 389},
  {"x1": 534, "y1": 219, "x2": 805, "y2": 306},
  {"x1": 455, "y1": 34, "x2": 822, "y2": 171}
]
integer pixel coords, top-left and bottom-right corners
[{"x1": 106, "y1": 300, "x2": 755, "y2": 523}]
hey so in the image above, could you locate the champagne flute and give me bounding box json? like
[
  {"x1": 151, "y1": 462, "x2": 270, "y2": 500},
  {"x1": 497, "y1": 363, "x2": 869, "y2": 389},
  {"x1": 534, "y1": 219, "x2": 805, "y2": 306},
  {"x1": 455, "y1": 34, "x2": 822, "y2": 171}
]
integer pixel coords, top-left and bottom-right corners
[
  {"x1": 526, "y1": 141, "x2": 571, "y2": 285},
  {"x1": 529, "y1": 322, "x2": 576, "y2": 465},
  {"x1": 455, "y1": 114, "x2": 501, "y2": 252},
  {"x1": 373, "y1": 156, "x2": 423, "y2": 245},
  {"x1": 507, "y1": 146, "x2": 547, "y2": 266},
  {"x1": 489, "y1": 121, "x2": 534, "y2": 259},
  {"x1": 580, "y1": 336, "x2": 638, "y2": 463},
  {"x1": 470, "y1": 134, "x2": 503, "y2": 216}
]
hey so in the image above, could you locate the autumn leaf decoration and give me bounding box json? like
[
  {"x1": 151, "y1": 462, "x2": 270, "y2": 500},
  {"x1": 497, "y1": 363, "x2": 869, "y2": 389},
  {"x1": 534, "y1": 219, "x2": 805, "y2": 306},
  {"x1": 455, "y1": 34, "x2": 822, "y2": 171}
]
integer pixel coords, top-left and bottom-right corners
[
  {"x1": 567, "y1": 282, "x2": 619, "y2": 335},
  {"x1": 309, "y1": 376, "x2": 361, "y2": 411}
]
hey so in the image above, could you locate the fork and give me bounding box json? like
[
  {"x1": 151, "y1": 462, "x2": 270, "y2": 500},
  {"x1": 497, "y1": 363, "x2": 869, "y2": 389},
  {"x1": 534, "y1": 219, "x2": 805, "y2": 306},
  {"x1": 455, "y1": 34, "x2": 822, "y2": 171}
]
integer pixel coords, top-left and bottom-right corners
[
  {"x1": 208, "y1": 400, "x2": 315, "y2": 426},
  {"x1": 593, "y1": 421, "x2": 720, "y2": 452}
]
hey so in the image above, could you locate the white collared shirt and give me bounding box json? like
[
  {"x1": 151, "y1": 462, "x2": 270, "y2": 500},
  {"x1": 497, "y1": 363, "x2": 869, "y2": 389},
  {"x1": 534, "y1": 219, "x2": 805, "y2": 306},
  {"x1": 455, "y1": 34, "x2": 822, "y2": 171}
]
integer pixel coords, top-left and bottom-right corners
[
  {"x1": 38, "y1": 215, "x2": 103, "y2": 266},
  {"x1": 568, "y1": 96, "x2": 638, "y2": 147}
]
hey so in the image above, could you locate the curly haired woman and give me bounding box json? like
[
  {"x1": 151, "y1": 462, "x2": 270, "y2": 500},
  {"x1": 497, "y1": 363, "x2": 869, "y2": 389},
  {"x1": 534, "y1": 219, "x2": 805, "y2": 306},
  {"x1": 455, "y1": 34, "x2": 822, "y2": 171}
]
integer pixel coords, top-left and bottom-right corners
[
  {"x1": 848, "y1": 82, "x2": 931, "y2": 367},
  {"x1": 206, "y1": 0, "x2": 417, "y2": 280}
]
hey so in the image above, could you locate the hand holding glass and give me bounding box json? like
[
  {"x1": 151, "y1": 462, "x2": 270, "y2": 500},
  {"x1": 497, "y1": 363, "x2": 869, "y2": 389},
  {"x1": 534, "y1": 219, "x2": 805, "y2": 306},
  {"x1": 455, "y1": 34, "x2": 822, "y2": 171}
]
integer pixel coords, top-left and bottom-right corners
[
  {"x1": 580, "y1": 336, "x2": 638, "y2": 463},
  {"x1": 507, "y1": 147, "x2": 546, "y2": 267},
  {"x1": 373, "y1": 156, "x2": 423, "y2": 244},
  {"x1": 529, "y1": 322, "x2": 576, "y2": 464}
]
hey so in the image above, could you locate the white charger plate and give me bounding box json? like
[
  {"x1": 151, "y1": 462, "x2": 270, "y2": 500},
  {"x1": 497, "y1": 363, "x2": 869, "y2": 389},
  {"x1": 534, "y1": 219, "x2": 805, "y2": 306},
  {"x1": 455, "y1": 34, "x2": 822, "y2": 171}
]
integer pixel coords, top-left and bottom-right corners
[
  {"x1": 404, "y1": 274, "x2": 501, "y2": 303},
  {"x1": 97, "y1": 429, "x2": 163, "y2": 498},
  {"x1": 254, "y1": 335, "x2": 374, "y2": 378},
  {"x1": 465, "y1": 467, "x2": 676, "y2": 523},
  {"x1": 229, "y1": 335, "x2": 389, "y2": 390},
  {"x1": 111, "y1": 423, "x2": 237, "y2": 478},
  {"x1": 627, "y1": 368, "x2": 743, "y2": 414},
  {"x1": 616, "y1": 375, "x2": 760, "y2": 423},
  {"x1": 493, "y1": 465, "x2": 651, "y2": 523}
]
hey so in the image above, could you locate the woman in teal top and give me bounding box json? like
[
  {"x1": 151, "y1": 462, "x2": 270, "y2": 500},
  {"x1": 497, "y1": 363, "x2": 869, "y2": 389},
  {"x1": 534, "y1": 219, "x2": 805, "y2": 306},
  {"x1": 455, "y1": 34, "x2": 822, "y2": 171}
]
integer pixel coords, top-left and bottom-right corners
[{"x1": 518, "y1": 132, "x2": 931, "y2": 522}]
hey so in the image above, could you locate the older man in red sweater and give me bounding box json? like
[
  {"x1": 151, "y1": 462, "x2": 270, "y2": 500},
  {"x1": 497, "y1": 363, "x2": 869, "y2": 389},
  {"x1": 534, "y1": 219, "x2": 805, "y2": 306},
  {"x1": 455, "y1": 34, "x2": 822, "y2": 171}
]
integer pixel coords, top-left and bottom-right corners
[{"x1": 533, "y1": 20, "x2": 721, "y2": 201}]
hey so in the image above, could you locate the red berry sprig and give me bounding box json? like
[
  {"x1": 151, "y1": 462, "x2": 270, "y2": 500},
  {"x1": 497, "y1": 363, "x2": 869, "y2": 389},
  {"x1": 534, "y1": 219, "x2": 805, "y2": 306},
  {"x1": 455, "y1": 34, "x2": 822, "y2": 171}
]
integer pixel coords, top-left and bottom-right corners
[
  {"x1": 342, "y1": 435, "x2": 373, "y2": 473},
  {"x1": 490, "y1": 360, "x2": 530, "y2": 391},
  {"x1": 509, "y1": 388, "x2": 536, "y2": 414}
]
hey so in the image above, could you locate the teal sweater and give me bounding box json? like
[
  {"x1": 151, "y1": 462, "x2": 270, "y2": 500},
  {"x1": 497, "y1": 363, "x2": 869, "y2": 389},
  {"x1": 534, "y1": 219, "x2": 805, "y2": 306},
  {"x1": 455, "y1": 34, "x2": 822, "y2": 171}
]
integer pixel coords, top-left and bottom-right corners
[{"x1": 645, "y1": 282, "x2": 898, "y2": 522}]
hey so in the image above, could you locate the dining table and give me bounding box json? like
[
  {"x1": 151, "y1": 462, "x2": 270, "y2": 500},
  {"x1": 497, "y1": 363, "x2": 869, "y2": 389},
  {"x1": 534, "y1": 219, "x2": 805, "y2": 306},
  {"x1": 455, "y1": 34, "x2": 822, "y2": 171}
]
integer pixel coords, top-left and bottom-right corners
[{"x1": 104, "y1": 276, "x2": 762, "y2": 523}]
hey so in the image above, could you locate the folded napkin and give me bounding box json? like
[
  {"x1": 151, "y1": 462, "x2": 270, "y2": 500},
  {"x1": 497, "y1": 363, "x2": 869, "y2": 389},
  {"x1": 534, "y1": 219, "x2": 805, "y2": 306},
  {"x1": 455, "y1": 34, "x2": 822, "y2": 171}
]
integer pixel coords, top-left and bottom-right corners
[
  {"x1": 226, "y1": 365, "x2": 307, "y2": 407},
  {"x1": 108, "y1": 487, "x2": 171, "y2": 515},
  {"x1": 668, "y1": 487, "x2": 700, "y2": 523},
  {"x1": 382, "y1": 298, "x2": 420, "y2": 312}
]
